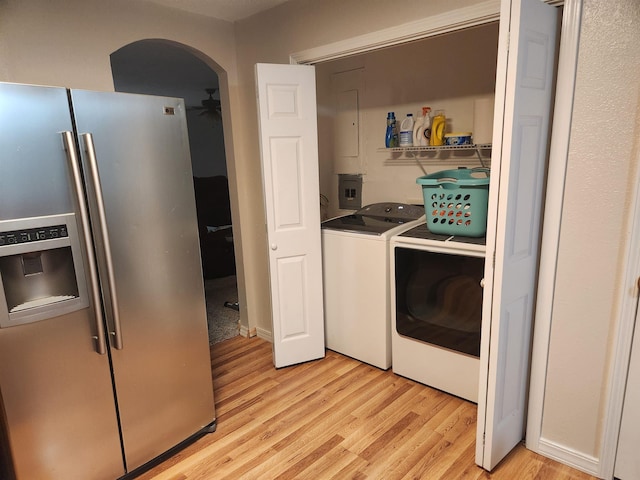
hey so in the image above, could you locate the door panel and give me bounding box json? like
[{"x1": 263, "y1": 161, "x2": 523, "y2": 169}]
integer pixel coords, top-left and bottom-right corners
[
  {"x1": 271, "y1": 137, "x2": 304, "y2": 227},
  {"x1": 70, "y1": 90, "x2": 215, "y2": 471},
  {"x1": 276, "y1": 256, "x2": 308, "y2": 338},
  {"x1": 476, "y1": 0, "x2": 558, "y2": 470},
  {"x1": 255, "y1": 63, "x2": 325, "y2": 368}
]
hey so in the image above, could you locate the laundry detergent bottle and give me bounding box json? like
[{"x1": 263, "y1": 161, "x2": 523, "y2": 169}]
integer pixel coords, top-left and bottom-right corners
[
  {"x1": 414, "y1": 106, "x2": 431, "y2": 146},
  {"x1": 399, "y1": 113, "x2": 414, "y2": 147},
  {"x1": 430, "y1": 110, "x2": 446, "y2": 146}
]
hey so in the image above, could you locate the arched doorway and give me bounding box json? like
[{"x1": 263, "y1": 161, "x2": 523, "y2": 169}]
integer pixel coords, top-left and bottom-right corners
[{"x1": 110, "y1": 40, "x2": 239, "y2": 345}]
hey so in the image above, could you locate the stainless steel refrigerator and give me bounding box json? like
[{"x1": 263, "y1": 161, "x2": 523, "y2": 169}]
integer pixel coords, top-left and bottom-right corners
[{"x1": 0, "y1": 82, "x2": 216, "y2": 479}]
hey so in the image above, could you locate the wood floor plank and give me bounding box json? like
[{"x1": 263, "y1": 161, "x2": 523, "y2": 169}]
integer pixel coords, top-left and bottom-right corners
[
  {"x1": 293, "y1": 444, "x2": 366, "y2": 479},
  {"x1": 137, "y1": 336, "x2": 598, "y2": 480},
  {"x1": 344, "y1": 396, "x2": 465, "y2": 479},
  {"x1": 201, "y1": 364, "x2": 371, "y2": 477},
  {"x1": 409, "y1": 411, "x2": 478, "y2": 479},
  {"x1": 433, "y1": 439, "x2": 488, "y2": 480}
]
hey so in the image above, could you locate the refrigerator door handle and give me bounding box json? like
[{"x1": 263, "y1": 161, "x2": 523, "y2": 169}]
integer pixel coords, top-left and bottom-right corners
[
  {"x1": 80, "y1": 132, "x2": 124, "y2": 350},
  {"x1": 61, "y1": 131, "x2": 108, "y2": 355}
]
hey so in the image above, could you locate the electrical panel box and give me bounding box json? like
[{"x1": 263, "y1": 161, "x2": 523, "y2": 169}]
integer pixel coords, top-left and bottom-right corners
[{"x1": 338, "y1": 174, "x2": 362, "y2": 210}]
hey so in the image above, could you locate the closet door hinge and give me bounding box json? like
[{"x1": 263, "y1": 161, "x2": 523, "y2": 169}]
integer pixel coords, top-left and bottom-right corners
[{"x1": 637, "y1": 276, "x2": 640, "y2": 293}]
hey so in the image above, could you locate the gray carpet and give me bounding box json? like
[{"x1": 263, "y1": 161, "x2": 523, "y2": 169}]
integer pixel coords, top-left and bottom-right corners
[{"x1": 205, "y1": 275, "x2": 240, "y2": 345}]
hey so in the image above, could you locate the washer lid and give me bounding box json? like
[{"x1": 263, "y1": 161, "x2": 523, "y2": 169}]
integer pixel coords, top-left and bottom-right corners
[
  {"x1": 322, "y1": 203, "x2": 424, "y2": 235},
  {"x1": 356, "y1": 202, "x2": 424, "y2": 219}
]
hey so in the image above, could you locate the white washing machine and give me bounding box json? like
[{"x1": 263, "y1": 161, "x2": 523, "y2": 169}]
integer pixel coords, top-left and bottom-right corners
[
  {"x1": 390, "y1": 222, "x2": 486, "y2": 402},
  {"x1": 321, "y1": 203, "x2": 424, "y2": 370}
]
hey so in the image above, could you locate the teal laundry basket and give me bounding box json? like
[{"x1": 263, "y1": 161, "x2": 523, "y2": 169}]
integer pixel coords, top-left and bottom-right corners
[{"x1": 416, "y1": 168, "x2": 490, "y2": 237}]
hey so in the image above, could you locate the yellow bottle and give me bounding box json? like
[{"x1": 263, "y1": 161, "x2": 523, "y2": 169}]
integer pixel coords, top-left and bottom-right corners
[{"x1": 430, "y1": 110, "x2": 446, "y2": 146}]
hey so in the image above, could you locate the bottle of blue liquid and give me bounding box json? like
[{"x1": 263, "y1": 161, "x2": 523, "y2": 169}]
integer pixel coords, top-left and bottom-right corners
[{"x1": 385, "y1": 112, "x2": 398, "y2": 148}]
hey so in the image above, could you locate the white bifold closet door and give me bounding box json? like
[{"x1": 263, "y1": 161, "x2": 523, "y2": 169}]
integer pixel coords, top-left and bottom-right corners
[{"x1": 255, "y1": 63, "x2": 325, "y2": 369}]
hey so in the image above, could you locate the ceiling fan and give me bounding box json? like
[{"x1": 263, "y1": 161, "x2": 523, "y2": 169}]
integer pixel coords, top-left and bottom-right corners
[{"x1": 188, "y1": 88, "x2": 222, "y2": 120}]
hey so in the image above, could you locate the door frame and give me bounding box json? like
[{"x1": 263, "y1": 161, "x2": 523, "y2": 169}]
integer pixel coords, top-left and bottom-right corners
[
  {"x1": 526, "y1": 0, "x2": 600, "y2": 474},
  {"x1": 528, "y1": 0, "x2": 640, "y2": 478},
  {"x1": 288, "y1": 0, "x2": 589, "y2": 473},
  {"x1": 596, "y1": 99, "x2": 640, "y2": 476},
  {"x1": 289, "y1": 1, "x2": 501, "y2": 65}
]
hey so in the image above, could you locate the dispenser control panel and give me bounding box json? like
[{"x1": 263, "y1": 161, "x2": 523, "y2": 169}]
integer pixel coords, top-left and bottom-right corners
[{"x1": 0, "y1": 225, "x2": 69, "y2": 246}]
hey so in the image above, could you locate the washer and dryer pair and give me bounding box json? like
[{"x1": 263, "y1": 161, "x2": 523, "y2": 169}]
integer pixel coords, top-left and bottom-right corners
[
  {"x1": 321, "y1": 203, "x2": 424, "y2": 370},
  {"x1": 321, "y1": 202, "x2": 485, "y2": 403}
]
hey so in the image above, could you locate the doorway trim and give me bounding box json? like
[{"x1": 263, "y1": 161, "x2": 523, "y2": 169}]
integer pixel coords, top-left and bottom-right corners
[
  {"x1": 597, "y1": 114, "x2": 640, "y2": 476},
  {"x1": 524, "y1": 0, "x2": 603, "y2": 475},
  {"x1": 109, "y1": 39, "x2": 247, "y2": 337},
  {"x1": 289, "y1": 1, "x2": 501, "y2": 65}
]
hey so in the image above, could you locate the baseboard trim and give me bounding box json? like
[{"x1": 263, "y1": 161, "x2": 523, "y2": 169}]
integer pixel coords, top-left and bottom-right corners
[
  {"x1": 256, "y1": 327, "x2": 272, "y2": 342},
  {"x1": 533, "y1": 438, "x2": 600, "y2": 477},
  {"x1": 239, "y1": 325, "x2": 258, "y2": 338}
]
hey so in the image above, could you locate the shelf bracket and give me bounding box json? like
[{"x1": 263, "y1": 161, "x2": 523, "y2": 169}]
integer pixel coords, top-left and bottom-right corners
[{"x1": 475, "y1": 147, "x2": 488, "y2": 168}]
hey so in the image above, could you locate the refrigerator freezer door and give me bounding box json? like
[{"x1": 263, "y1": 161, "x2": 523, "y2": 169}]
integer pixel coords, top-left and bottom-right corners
[
  {"x1": 0, "y1": 83, "x2": 125, "y2": 479},
  {"x1": 70, "y1": 90, "x2": 215, "y2": 472}
]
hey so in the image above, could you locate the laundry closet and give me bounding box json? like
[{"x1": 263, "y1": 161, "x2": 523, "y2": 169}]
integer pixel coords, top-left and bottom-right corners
[
  {"x1": 256, "y1": 0, "x2": 560, "y2": 471},
  {"x1": 308, "y1": 0, "x2": 560, "y2": 471},
  {"x1": 315, "y1": 23, "x2": 500, "y2": 401}
]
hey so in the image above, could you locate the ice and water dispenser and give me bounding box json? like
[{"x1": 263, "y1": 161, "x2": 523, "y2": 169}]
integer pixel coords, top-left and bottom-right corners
[{"x1": 0, "y1": 214, "x2": 88, "y2": 327}]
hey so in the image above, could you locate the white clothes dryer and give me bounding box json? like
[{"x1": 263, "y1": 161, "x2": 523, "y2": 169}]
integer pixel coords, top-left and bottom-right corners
[
  {"x1": 321, "y1": 203, "x2": 424, "y2": 370},
  {"x1": 390, "y1": 222, "x2": 486, "y2": 402}
]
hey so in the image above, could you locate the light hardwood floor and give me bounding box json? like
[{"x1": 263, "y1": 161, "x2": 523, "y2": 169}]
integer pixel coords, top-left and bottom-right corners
[{"x1": 138, "y1": 336, "x2": 597, "y2": 480}]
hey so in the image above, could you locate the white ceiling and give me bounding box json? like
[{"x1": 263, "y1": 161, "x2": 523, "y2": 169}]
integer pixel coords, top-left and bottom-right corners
[{"x1": 139, "y1": 0, "x2": 291, "y2": 22}]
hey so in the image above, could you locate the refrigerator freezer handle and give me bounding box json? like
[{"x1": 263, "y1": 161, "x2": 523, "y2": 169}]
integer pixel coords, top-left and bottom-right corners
[
  {"x1": 80, "y1": 133, "x2": 124, "y2": 350},
  {"x1": 61, "y1": 131, "x2": 108, "y2": 355}
]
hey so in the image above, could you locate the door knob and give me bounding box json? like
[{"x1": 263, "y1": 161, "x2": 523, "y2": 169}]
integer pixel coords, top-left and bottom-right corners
[{"x1": 271, "y1": 244, "x2": 278, "y2": 251}]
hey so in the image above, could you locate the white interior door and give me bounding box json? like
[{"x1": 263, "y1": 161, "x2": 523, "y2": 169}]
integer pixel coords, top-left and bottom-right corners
[
  {"x1": 255, "y1": 63, "x2": 325, "y2": 368},
  {"x1": 476, "y1": 0, "x2": 558, "y2": 470},
  {"x1": 615, "y1": 298, "x2": 640, "y2": 479}
]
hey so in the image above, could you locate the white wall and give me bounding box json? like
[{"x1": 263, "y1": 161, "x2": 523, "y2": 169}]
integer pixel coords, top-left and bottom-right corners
[
  {"x1": 0, "y1": 0, "x2": 237, "y2": 90},
  {"x1": 539, "y1": 0, "x2": 640, "y2": 463}
]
